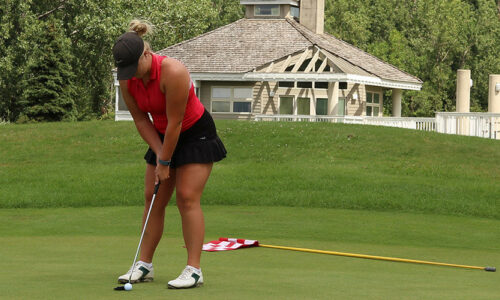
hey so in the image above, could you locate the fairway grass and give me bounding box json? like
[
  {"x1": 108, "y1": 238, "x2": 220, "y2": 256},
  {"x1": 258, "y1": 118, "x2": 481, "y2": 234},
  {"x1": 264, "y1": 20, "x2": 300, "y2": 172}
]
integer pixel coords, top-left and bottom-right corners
[
  {"x1": 1, "y1": 120, "x2": 499, "y2": 219},
  {"x1": 1, "y1": 206, "x2": 498, "y2": 300}
]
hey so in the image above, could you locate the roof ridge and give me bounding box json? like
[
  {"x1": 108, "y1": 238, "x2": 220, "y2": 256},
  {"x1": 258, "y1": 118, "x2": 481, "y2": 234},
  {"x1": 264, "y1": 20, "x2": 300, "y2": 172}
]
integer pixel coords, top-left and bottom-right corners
[
  {"x1": 286, "y1": 18, "x2": 422, "y2": 83},
  {"x1": 158, "y1": 18, "x2": 247, "y2": 52}
]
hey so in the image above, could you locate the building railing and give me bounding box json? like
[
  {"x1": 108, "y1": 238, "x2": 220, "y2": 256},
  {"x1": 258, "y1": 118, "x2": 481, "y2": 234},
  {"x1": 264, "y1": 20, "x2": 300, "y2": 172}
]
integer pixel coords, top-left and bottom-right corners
[
  {"x1": 115, "y1": 110, "x2": 499, "y2": 140},
  {"x1": 255, "y1": 114, "x2": 436, "y2": 131},
  {"x1": 255, "y1": 113, "x2": 500, "y2": 140},
  {"x1": 435, "y1": 112, "x2": 500, "y2": 139}
]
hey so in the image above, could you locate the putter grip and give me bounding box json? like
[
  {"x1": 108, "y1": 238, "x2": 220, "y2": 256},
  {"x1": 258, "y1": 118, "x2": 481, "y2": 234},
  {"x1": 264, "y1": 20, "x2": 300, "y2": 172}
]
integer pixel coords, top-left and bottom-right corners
[
  {"x1": 154, "y1": 183, "x2": 160, "y2": 194},
  {"x1": 485, "y1": 267, "x2": 496, "y2": 272}
]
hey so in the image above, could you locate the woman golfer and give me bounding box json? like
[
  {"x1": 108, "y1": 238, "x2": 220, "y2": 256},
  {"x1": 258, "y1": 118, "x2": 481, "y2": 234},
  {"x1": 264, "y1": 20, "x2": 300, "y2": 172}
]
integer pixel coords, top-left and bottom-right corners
[{"x1": 112, "y1": 20, "x2": 226, "y2": 289}]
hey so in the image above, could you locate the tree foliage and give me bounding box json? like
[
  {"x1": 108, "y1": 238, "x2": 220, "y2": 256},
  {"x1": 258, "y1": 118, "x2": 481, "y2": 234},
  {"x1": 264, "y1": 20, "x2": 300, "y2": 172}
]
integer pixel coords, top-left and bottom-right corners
[
  {"x1": 0, "y1": 0, "x2": 498, "y2": 121},
  {"x1": 20, "y1": 17, "x2": 76, "y2": 122},
  {"x1": 326, "y1": 0, "x2": 500, "y2": 116}
]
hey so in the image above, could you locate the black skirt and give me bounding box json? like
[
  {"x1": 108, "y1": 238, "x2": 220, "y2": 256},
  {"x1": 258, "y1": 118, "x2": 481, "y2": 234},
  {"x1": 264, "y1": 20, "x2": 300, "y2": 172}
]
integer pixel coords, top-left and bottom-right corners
[{"x1": 144, "y1": 109, "x2": 227, "y2": 168}]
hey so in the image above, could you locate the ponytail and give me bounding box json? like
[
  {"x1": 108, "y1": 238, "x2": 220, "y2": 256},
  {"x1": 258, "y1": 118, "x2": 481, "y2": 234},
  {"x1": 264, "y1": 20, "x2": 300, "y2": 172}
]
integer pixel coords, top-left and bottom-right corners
[{"x1": 128, "y1": 19, "x2": 153, "y2": 52}]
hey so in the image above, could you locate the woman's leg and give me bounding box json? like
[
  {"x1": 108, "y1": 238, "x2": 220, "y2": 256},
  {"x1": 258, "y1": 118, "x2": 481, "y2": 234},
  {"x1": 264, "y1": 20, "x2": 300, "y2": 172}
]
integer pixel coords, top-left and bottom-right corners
[
  {"x1": 175, "y1": 163, "x2": 213, "y2": 269},
  {"x1": 139, "y1": 163, "x2": 176, "y2": 263}
]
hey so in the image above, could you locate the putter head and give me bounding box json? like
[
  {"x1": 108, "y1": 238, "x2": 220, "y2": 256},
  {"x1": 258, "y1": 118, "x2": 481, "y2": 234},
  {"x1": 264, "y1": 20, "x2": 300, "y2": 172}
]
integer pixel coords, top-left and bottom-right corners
[{"x1": 114, "y1": 286, "x2": 126, "y2": 291}]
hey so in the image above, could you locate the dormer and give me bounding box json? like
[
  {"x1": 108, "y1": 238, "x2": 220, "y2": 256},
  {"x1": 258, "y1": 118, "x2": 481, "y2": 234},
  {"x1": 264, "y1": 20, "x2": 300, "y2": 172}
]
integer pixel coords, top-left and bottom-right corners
[
  {"x1": 241, "y1": 0, "x2": 300, "y2": 19},
  {"x1": 240, "y1": 0, "x2": 324, "y2": 34}
]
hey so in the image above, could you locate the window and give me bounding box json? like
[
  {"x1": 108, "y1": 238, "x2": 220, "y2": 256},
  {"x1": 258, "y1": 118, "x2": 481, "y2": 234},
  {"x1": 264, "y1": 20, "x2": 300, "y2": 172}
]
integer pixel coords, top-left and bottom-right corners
[
  {"x1": 255, "y1": 5, "x2": 280, "y2": 16},
  {"x1": 212, "y1": 87, "x2": 231, "y2": 99},
  {"x1": 297, "y1": 98, "x2": 310, "y2": 115},
  {"x1": 278, "y1": 81, "x2": 294, "y2": 88},
  {"x1": 291, "y1": 6, "x2": 300, "y2": 18},
  {"x1": 279, "y1": 96, "x2": 293, "y2": 114},
  {"x1": 314, "y1": 82, "x2": 328, "y2": 89},
  {"x1": 316, "y1": 98, "x2": 328, "y2": 115},
  {"x1": 366, "y1": 91, "x2": 382, "y2": 116},
  {"x1": 297, "y1": 82, "x2": 312, "y2": 88},
  {"x1": 211, "y1": 87, "x2": 253, "y2": 113},
  {"x1": 338, "y1": 97, "x2": 346, "y2": 116}
]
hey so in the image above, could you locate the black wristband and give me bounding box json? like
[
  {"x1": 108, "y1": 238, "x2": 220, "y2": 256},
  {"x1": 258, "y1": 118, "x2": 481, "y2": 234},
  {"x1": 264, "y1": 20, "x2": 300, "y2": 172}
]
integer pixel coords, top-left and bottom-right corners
[{"x1": 158, "y1": 159, "x2": 171, "y2": 166}]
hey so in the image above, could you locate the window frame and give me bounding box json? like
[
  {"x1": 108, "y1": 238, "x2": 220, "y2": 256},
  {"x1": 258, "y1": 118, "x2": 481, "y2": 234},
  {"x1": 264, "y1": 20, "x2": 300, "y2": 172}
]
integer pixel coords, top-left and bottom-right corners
[
  {"x1": 365, "y1": 91, "x2": 382, "y2": 117},
  {"x1": 210, "y1": 86, "x2": 253, "y2": 114}
]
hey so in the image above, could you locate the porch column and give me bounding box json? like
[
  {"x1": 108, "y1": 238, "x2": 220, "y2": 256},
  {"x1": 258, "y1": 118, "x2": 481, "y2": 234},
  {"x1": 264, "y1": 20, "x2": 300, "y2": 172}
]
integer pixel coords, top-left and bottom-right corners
[
  {"x1": 327, "y1": 82, "x2": 339, "y2": 115},
  {"x1": 488, "y1": 74, "x2": 500, "y2": 113},
  {"x1": 456, "y1": 69, "x2": 471, "y2": 113},
  {"x1": 392, "y1": 89, "x2": 402, "y2": 117},
  {"x1": 456, "y1": 69, "x2": 471, "y2": 135}
]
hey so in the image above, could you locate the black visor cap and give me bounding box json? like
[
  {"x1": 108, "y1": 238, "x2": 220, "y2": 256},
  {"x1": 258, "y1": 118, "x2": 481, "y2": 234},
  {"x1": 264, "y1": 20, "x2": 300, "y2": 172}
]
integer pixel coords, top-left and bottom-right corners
[{"x1": 112, "y1": 32, "x2": 144, "y2": 80}]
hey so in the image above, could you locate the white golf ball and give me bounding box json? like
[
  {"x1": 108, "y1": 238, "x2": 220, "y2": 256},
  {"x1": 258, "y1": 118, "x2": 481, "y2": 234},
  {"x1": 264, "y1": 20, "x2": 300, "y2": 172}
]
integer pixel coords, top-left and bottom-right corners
[{"x1": 124, "y1": 283, "x2": 133, "y2": 291}]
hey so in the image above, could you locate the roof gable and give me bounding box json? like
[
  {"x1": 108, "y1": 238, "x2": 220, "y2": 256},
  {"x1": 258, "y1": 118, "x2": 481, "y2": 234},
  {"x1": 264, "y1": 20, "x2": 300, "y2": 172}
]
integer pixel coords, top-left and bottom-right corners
[{"x1": 286, "y1": 19, "x2": 422, "y2": 84}]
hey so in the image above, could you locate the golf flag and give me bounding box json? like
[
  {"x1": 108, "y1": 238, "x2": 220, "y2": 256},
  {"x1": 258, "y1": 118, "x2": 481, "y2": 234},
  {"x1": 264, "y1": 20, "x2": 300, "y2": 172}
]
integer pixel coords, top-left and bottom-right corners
[{"x1": 202, "y1": 237, "x2": 259, "y2": 252}]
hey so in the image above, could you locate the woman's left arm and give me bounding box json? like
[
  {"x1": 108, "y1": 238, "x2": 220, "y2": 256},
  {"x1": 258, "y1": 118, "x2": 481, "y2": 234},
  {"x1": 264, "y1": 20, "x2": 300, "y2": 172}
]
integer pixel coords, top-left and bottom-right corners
[{"x1": 155, "y1": 58, "x2": 191, "y2": 182}]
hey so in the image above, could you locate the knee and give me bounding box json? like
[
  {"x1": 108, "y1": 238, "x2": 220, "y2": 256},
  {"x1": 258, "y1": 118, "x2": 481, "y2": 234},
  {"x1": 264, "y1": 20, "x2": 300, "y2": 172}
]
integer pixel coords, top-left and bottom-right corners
[{"x1": 176, "y1": 189, "x2": 200, "y2": 212}]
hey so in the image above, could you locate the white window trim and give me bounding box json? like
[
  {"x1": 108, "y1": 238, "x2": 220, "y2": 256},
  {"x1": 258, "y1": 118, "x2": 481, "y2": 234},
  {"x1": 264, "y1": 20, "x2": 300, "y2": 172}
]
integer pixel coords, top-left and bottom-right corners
[
  {"x1": 366, "y1": 91, "x2": 382, "y2": 117},
  {"x1": 211, "y1": 86, "x2": 253, "y2": 114}
]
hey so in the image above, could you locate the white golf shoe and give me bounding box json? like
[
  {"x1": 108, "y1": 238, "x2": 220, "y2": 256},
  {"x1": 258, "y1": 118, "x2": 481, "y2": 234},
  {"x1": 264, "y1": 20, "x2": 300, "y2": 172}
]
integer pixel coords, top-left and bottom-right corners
[
  {"x1": 118, "y1": 261, "x2": 154, "y2": 283},
  {"x1": 167, "y1": 265, "x2": 203, "y2": 289}
]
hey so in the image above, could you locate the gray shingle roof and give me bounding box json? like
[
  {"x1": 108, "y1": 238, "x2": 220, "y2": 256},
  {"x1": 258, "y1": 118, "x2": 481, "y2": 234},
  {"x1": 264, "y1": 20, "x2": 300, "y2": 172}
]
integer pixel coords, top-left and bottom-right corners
[
  {"x1": 287, "y1": 19, "x2": 422, "y2": 84},
  {"x1": 157, "y1": 18, "x2": 422, "y2": 84}
]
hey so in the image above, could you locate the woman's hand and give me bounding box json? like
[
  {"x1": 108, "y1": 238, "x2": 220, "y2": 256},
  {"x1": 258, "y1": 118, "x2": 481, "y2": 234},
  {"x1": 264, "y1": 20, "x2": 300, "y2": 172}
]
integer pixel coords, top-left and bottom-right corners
[{"x1": 155, "y1": 161, "x2": 170, "y2": 184}]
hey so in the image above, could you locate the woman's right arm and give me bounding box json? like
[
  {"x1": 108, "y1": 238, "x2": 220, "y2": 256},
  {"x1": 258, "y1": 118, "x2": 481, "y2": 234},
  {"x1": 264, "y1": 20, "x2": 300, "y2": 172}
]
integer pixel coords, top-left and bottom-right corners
[{"x1": 119, "y1": 81, "x2": 163, "y2": 155}]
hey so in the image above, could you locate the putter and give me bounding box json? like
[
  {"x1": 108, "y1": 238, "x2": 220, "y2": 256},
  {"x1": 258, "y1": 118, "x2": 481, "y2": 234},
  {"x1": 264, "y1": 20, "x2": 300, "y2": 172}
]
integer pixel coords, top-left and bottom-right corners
[{"x1": 115, "y1": 182, "x2": 161, "y2": 291}]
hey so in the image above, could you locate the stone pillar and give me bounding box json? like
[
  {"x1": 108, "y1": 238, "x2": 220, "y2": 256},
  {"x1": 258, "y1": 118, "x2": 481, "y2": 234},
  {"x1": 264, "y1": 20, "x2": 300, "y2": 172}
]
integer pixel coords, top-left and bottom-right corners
[
  {"x1": 327, "y1": 82, "x2": 339, "y2": 115},
  {"x1": 392, "y1": 89, "x2": 402, "y2": 117},
  {"x1": 456, "y1": 69, "x2": 471, "y2": 135},
  {"x1": 488, "y1": 74, "x2": 500, "y2": 113},
  {"x1": 456, "y1": 69, "x2": 471, "y2": 113},
  {"x1": 489, "y1": 74, "x2": 500, "y2": 139}
]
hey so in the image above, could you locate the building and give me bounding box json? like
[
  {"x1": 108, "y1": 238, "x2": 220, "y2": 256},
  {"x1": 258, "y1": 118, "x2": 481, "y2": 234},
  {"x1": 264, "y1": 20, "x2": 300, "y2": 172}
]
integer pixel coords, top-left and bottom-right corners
[{"x1": 114, "y1": 0, "x2": 423, "y2": 121}]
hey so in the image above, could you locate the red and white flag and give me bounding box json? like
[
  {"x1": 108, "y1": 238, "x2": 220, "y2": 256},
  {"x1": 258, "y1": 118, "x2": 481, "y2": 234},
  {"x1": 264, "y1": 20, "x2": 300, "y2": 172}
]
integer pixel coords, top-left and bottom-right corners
[{"x1": 202, "y1": 237, "x2": 259, "y2": 252}]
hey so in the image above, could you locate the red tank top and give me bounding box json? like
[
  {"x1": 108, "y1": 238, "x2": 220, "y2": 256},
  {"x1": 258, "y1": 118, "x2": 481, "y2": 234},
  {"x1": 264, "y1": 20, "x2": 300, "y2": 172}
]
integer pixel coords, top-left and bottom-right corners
[{"x1": 127, "y1": 54, "x2": 204, "y2": 134}]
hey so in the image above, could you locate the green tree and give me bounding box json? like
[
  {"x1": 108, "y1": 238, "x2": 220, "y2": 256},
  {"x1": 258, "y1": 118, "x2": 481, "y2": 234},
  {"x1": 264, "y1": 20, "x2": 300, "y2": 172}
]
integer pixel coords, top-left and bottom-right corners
[
  {"x1": 20, "y1": 17, "x2": 76, "y2": 122},
  {"x1": 325, "y1": 0, "x2": 500, "y2": 116},
  {"x1": 0, "y1": 0, "x2": 35, "y2": 122}
]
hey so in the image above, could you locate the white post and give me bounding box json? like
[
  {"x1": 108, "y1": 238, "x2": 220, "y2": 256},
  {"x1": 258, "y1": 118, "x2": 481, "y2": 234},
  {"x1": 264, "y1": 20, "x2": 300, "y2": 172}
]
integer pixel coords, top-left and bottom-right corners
[
  {"x1": 489, "y1": 74, "x2": 500, "y2": 139},
  {"x1": 456, "y1": 69, "x2": 471, "y2": 113},
  {"x1": 327, "y1": 82, "x2": 339, "y2": 115},
  {"x1": 392, "y1": 89, "x2": 402, "y2": 117},
  {"x1": 456, "y1": 69, "x2": 471, "y2": 135},
  {"x1": 488, "y1": 74, "x2": 500, "y2": 113}
]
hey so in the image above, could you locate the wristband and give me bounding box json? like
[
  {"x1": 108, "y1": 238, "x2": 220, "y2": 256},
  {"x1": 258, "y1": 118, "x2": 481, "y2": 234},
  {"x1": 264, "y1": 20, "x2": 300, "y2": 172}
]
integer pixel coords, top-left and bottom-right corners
[{"x1": 158, "y1": 159, "x2": 171, "y2": 166}]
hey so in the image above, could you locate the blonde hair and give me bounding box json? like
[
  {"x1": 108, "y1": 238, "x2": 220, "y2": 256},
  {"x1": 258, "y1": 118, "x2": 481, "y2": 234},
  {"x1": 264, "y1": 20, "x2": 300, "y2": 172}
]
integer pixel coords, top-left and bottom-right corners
[{"x1": 129, "y1": 19, "x2": 153, "y2": 52}]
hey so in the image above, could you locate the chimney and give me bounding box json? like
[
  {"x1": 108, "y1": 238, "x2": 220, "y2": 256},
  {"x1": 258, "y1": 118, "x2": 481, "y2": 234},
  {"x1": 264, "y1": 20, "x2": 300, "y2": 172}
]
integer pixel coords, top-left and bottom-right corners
[{"x1": 300, "y1": 0, "x2": 324, "y2": 34}]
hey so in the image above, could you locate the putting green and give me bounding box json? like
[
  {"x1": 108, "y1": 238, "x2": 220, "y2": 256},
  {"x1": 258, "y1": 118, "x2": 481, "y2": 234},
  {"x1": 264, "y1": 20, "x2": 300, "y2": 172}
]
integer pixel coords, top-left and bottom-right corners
[{"x1": 0, "y1": 206, "x2": 498, "y2": 299}]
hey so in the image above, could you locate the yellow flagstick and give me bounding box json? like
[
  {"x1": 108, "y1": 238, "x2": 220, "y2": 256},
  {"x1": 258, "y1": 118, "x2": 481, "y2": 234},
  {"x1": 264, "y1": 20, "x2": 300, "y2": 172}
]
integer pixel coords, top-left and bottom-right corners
[{"x1": 259, "y1": 244, "x2": 496, "y2": 272}]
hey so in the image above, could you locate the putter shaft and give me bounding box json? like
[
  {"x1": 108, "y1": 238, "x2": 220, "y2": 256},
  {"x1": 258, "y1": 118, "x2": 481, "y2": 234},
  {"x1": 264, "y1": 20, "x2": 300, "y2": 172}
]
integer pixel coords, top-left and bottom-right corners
[{"x1": 128, "y1": 183, "x2": 161, "y2": 282}]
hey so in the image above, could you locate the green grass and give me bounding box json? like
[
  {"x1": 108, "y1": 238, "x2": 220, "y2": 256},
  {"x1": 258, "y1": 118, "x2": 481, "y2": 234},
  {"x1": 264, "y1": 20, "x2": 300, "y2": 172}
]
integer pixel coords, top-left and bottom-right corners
[
  {"x1": 1, "y1": 120, "x2": 499, "y2": 218},
  {"x1": 1, "y1": 120, "x2": 499, "y2": 299},
  {"x1": 0, "y1": 206, "x2": 498, "y2": 300}
]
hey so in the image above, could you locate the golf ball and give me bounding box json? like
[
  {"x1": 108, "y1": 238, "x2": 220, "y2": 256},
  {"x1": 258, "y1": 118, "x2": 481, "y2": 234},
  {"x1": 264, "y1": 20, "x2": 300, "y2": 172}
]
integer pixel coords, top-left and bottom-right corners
[{"x1": 124, "y1": 283, "x2": 133, "y2": 291}]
